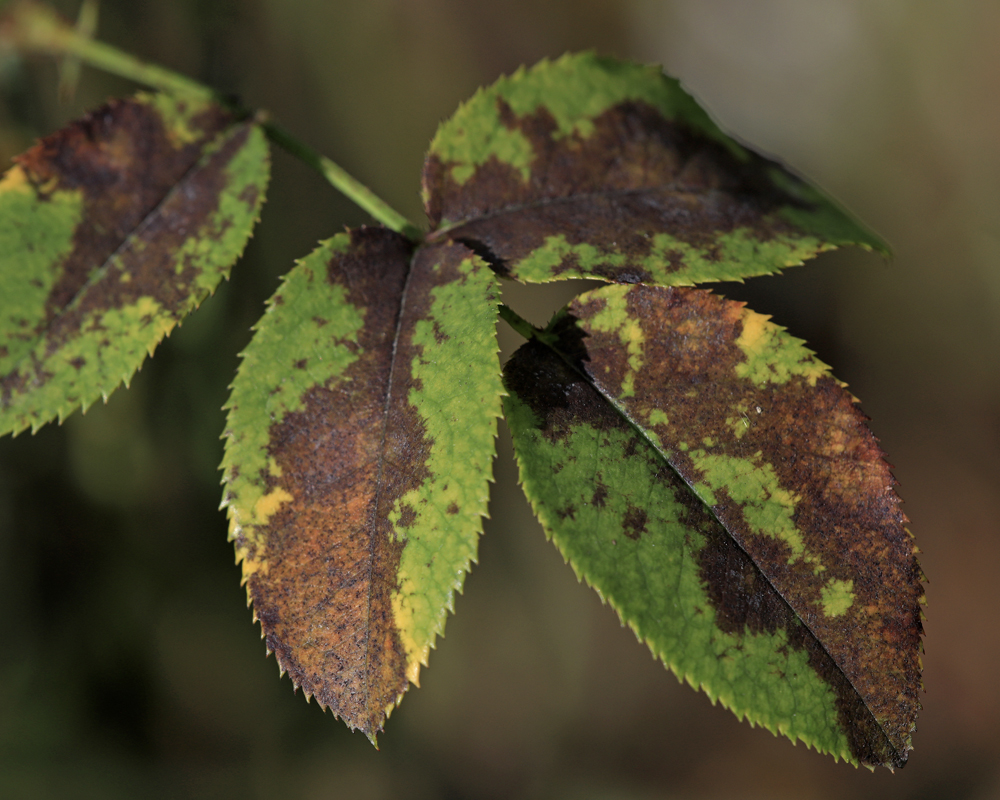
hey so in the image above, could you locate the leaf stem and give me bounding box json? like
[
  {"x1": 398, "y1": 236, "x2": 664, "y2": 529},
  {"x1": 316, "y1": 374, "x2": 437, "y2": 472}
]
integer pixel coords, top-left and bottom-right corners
[
  {"x1": 2, "y1": 2, "x2": 216, "y2": 100},
  {"x1": 0, "y1": 0, "x2": 423, "y2": 240},
  {"x1": 498, "y1": 304, "x2": 555, "y2": 344},
  {"x1": 261, "y1": 122, "x2": 423, "y2": 241}
]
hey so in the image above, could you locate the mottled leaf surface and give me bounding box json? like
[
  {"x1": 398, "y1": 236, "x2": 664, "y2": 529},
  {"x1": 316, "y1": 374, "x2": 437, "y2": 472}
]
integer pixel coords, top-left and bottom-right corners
[
  {"x1": 0, "y1": 92, "x2": 269, "y2": 436},
  {"x1": 221, "y1": 228, "x2": 502, "y2": 739},
  {"x1": 423, "y1": 52, "x2": 884, "y2": 285},
  {"x1": 504, "y1": 284, "x2": 922, "y2": 768}
]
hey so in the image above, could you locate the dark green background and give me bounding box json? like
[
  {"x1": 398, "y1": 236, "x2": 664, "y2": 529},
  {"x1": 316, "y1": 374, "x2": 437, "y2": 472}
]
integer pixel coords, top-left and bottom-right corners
[{"x1": 1, "y1": 1, "x2": 997, "y2": 797}]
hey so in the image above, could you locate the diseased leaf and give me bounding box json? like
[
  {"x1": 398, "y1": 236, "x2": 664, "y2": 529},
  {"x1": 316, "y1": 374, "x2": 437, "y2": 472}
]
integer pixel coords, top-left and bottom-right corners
[
  {"x1": 506, "y1": 345, "x2": 889, "y2": 767},
  {"x1": 423, "y1": 52, "x2": 885, "y2": 286},
  {"x1": 0, "y1": 92, "x2": 269, "y2": 436},
  {"x1": 221, "y1": 228, "x2": 502, "y2": 739},
  {"x1": 503, "y1": 284, "x2": 923, "y2": 768}
]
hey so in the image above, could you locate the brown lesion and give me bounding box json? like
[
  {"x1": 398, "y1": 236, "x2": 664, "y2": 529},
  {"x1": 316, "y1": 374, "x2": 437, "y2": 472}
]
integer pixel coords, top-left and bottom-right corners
[
  {"x1": 591, "y1": 479, "x2": 609, "y2": 508},
  {"x1": 423, "y1": 98, "x2": 818, "y2": 282},
  {"x1": 622, "y1": 505, "x2": 647, "y2": 539}
]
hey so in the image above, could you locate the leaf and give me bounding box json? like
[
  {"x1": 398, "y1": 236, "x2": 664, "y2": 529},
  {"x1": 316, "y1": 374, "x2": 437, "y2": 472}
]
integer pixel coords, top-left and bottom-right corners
[
  {"x1": 220, "y1": 228, "x2": 502, "y2": 740},
  {"x1": 502, "y1": 284, "x2": 923, "y2": 768},
  {"x1": 0, "y1": 92, "x2": 269, "y2": 436},
  {"x1": 423, "y1": 52, "x2": 885, "y2": 286}
]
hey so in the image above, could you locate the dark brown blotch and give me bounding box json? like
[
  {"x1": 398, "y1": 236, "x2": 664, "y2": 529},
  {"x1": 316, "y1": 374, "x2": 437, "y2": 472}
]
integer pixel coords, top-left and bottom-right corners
[
  {"x1": 622, "y1": 505, "x2": 647, "y2": 540},
  {"x1": 397, "y1": 504, "x2": 417, "y2": 529}
]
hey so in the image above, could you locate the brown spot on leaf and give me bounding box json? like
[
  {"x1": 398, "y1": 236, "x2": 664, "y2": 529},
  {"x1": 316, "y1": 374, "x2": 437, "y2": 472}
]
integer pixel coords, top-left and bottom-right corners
[
  {"x1": 431, "y1": 320, "x2": 448, "y2": 344},
  {"x1": 446, "y1": 503, "x2": 459, "y2": 515},
  {"x1": 622, "y1": 505, "x2": 647, "y2": 539},
  {"x1": 397, "y1": 504, "x2": 418, "y2": 529}
]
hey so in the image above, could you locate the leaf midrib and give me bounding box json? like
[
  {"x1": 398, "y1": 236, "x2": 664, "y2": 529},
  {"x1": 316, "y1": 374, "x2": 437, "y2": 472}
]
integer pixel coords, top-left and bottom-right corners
[
  {"x1": 362, "y1": 243, "x2": 419, "y2": 731},
  {"x1": 428, "y1": 182, "x2": 739, "y2": 241}
]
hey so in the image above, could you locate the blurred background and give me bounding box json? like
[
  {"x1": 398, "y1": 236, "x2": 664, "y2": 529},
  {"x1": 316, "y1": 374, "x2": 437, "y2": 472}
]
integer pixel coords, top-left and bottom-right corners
[{"x1": 0, "y1": 1, "x2": 997, "y2": 797}]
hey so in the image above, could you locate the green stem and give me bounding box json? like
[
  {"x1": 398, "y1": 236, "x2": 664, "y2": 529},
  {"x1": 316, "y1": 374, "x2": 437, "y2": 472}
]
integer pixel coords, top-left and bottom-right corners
[
  {"x1": 499, "y1": 304, "x2": 554, "y2": 345},
  {"x1": 4, "y1": 2, "x2": 216, "y2": 100},
  {"x1": 1, "y1": 1, "x2": 423, "y2": 240},
  {"x1": 262, "y1": 122, "x2": 423, "y2": 241}
]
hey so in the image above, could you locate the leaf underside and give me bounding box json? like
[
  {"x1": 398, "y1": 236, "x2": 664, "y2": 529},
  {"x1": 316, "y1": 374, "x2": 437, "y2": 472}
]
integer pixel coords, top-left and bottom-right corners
[
  {"x1": 503, "y1": 284, "x2": 923, "y2": 768},
  {"x1": 0, "y1": 92, "x2": 270, "y2": 436},
  {"x1": 423, "y1": 52, "x2": 886, "y2": 286},
  {"x1": 221, "y1": 228, "x2": 503, "y2": 740}
]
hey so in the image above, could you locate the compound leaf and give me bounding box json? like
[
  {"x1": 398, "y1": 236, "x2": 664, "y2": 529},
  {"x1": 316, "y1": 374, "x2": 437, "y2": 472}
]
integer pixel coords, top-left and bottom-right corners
[
  {"x1": 0, "y1": 92, "x2": 269, "y2": 436},
  {"x1": 221, "y1": 228, "x2": 502, "y2": 740},
  {"x1": 423, "y1": 52, "x2": 885, "y2": 286},
  {"x1": 503, "y1": 283, "x2": 923, "y2": 768}
]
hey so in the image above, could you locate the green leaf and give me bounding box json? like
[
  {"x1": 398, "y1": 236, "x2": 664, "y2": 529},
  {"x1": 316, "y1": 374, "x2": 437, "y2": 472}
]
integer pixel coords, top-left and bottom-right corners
[
  {"x1": 423, "y1": 52, "x2": 885, "y2": 285},
  {"x1": 503, "y1": 284, "x2": 923, "y2": 768},
  {"x1": 0, "y1": 92, "x2": 269, "y2": 436},
  {"x1": 220, "y1": 228, "x2": 502, "y2": 740}
]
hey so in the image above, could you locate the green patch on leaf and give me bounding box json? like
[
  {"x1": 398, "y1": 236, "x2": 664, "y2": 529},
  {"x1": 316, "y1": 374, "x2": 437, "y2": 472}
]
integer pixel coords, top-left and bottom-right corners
[
  {"x1": 0, "y1": 171, "x2": 82, "y2": 377},
  {"x1": 820, "y1": 579, "x2": 856, "y2": 618},
  {"x1": 687, "y1": 449, "x2": 822, "y2": 572},
  {"x1": 508, "y1": 228, "x2": 850, "y2": 287},
  {"x1": 511, "y1": 234, "x2": 626, "y2": 282},
  {"x1": 770, "y1": 169, "x2": 889, "y2": 257},
  {"x1": 734, "y1": 310, "x2": 832, "y2": 387},
  {"x1": 390, "y1": 249, "x2": 502, "y2": 681},
  {"x1": 585, "y1": 288, "x2": 644, "y2": 398}
]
